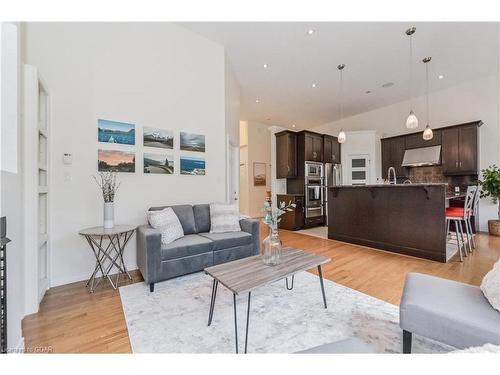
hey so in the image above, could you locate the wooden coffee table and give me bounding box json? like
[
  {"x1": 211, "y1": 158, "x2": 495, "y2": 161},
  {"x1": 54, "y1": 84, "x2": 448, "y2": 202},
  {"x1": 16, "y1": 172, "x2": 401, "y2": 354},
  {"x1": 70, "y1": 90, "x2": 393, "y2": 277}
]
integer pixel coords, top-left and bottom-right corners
[{"x1": 204, "y1": 247, "x2": 331, "y2": 353}]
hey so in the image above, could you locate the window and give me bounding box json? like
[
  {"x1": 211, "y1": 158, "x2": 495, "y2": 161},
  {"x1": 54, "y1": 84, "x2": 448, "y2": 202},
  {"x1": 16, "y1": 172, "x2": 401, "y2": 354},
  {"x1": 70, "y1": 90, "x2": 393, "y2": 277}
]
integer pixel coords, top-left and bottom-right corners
[{"x1": 348, "y1": 155, "x2": 370, "y2": 185}]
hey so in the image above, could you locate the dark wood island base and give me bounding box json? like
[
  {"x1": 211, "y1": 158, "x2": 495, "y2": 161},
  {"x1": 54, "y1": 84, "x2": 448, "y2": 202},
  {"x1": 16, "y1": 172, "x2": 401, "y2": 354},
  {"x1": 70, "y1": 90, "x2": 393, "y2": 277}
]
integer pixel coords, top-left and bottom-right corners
[{"x1": 328, "y1": 184, "x2": 448, "y2": 262}]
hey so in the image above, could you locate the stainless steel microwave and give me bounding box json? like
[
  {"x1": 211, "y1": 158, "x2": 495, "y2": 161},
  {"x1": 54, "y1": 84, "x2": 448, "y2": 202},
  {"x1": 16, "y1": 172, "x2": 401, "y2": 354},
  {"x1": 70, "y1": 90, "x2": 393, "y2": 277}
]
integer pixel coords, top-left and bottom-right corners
[{"x1": 305, "y1": 161, "x2": 323, "y2": 179}]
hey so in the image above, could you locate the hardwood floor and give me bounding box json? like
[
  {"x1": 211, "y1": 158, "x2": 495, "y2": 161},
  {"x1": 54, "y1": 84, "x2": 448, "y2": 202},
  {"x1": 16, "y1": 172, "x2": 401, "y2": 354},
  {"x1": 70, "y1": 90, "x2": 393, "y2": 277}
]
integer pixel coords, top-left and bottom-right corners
[{"x1": 22, "y1": 226, "x2": 500, "y2": 353}]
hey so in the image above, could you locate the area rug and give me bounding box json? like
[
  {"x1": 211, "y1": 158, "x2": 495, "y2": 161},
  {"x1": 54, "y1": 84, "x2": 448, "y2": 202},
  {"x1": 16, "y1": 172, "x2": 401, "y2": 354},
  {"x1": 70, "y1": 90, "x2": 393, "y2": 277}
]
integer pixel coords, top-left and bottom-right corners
[{"x1": 119, "y1": 271, "x2": 454, "y2": 353}]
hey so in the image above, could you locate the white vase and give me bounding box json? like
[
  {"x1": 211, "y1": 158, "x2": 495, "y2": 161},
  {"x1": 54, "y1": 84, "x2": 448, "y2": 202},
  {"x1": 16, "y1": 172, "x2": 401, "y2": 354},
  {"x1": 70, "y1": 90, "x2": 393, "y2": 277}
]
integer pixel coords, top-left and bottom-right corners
[{"x1": 103, "y1": 202, "x2": 114, "y2": 229}]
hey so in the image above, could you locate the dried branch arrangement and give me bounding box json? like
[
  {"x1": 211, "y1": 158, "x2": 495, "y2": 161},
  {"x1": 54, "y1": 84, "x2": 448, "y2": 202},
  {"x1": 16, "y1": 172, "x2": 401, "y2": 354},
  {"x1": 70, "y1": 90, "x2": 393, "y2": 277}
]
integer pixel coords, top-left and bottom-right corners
[{"x1": 93, "y1": 172, "x2": 120, "y2": 203}]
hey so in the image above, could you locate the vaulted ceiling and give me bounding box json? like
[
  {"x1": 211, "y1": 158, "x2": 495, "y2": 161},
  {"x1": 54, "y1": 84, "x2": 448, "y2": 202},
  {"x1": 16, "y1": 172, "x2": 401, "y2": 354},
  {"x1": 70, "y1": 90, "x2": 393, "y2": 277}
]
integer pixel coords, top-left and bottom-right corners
[{"x1": 181, "y1": 22, "x2": 499, "y2": 130}]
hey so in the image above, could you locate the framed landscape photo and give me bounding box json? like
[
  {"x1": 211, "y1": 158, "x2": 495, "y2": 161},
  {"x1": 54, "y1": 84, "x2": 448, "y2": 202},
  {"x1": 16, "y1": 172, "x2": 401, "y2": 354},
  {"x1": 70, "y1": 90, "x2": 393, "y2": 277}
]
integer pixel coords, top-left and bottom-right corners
[
  {"x1": 98, "y1": 149, "x2": 135, "y2": 173},
  {"x1": 143, "y1": 127, "x2": 174, "y2": 149},
  {"x1": 143, "y1": 153, "x2": 174, "y2": 174},
  {"x1": 180, "y1": 132, "x2": 205, "y2": 152},
  {"x1": 253, "y1": 162, "x2": 266, "y2": 186},
  {"x1": 98, "y1": 119, "x2": 135, "y2": 145},
  {"x1": 180, "y1": 156, "x2": 206, "y2": 175}
]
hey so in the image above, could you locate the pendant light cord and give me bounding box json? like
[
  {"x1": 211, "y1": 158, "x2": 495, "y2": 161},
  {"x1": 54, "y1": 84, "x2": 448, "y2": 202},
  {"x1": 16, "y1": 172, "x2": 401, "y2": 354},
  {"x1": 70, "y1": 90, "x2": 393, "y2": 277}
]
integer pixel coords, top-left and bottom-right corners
[
  {"x1": 409, "y1": 34, "x2": 413, "y2": 106},
  {"x1": 425, "y1": 61, "x2": 429, "y2": 125},
  {"x1": 339, "y1": 68, "x2": 344, "y2": 121}
]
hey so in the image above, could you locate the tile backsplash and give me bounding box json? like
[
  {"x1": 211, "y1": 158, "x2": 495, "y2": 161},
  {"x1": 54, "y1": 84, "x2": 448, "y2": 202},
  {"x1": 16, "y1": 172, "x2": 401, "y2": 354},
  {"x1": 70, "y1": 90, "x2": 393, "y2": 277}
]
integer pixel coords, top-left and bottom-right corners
[{"x1": 408, "y1": 165, "x2": 478, "y2": 193}]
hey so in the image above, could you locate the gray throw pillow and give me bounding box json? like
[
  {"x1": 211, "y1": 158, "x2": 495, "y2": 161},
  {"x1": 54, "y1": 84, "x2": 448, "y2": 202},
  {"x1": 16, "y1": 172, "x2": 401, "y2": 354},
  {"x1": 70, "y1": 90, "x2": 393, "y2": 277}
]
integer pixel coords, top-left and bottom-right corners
[
  {"x1": 147, "y1": 207, "x2": 184, "y2": 245},
  {"x1": 209, "y1": 203, "x2": 241, "y2": 233}
]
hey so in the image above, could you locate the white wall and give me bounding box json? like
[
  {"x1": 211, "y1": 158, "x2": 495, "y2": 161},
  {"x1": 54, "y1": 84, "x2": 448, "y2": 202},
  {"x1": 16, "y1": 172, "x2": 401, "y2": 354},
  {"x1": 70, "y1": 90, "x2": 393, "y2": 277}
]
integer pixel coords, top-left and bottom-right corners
[
  {"x1": 23, "y1": 23, "x2": 229, "y2": 286},
  {"x1": 311, "y1": 74, "x2": 500, "y2": 231},
  {"x1": 1, "y1": 22, "x2": 25, "y2": 350},
  {"x1": 239, "y1": 121, "x2": 271, "y2": 218}
]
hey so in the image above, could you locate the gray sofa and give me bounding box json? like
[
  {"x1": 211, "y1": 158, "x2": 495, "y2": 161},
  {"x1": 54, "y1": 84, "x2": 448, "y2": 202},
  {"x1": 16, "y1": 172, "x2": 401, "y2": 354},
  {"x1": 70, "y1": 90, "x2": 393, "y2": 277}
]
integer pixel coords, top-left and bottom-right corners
[
  {"x1": 400, "y1": 272, "x2": 500, "y2": 353},
  {"x1": 136, "y1": 204, "x2": 260, "y2": 292}
]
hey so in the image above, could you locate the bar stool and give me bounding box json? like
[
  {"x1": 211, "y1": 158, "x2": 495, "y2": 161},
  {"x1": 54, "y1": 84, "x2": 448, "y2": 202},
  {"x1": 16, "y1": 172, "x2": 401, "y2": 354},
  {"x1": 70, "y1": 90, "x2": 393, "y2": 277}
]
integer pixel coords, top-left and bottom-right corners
[
  {"x1": 447, "y1": 185, "x2": 479, "y2": 251},
  {"x1": 445, "y1": 186, "x2": 477, "y2": 262}
]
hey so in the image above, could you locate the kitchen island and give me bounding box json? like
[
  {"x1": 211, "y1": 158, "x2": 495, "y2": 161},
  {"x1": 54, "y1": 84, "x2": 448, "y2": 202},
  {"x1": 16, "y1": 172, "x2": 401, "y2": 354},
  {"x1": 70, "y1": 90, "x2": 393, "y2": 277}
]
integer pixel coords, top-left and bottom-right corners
[{"x1": 328, "y1": 184, "x2": 453, "y2": 262}]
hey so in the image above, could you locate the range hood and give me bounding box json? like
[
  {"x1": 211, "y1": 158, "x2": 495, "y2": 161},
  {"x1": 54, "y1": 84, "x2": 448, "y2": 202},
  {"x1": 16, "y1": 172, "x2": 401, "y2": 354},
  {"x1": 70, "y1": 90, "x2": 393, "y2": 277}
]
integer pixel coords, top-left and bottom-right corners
[{"x1": 401, "y1": 145, "x2": 441, "y2": 167}]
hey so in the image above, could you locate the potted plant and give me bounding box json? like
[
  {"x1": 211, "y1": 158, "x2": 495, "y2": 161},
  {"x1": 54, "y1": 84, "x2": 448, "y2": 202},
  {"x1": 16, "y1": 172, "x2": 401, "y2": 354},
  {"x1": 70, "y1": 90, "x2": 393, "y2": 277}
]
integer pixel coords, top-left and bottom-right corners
[
  {"x1": 479, "y1": 165, "x2": 500, "y2": 236},
  {"x1": 93, "y1": 172, "x2": 120, "y2": 229},
  {"x1": 261, "y1": 200, "x2": 296, "y2": 265}
]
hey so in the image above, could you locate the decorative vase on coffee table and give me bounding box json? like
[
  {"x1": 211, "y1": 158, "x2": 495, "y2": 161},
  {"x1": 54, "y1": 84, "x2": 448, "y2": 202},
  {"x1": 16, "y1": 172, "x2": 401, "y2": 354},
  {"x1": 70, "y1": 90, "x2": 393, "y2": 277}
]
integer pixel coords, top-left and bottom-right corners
[
  {"x1": 261, "y1": 225, "x2": 282, "y2": 266},
  {"x1": 103, "y1": 202, "x2": 114, "y2": 229}
]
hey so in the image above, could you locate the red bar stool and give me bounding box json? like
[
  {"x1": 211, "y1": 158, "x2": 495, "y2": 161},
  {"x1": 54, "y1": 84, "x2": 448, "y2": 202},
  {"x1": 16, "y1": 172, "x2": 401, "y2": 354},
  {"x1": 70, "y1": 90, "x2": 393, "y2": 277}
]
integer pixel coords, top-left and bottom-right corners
[{"x1": 445, "y1": 186, "x2": 477, "y2": 261}]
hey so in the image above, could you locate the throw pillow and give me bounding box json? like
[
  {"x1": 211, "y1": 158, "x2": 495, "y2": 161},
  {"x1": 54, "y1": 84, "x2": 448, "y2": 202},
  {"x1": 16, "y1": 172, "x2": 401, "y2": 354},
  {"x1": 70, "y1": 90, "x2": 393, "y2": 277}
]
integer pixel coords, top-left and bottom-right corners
[
  {"x1": 480, "y1": 259, "x2": 500, "y2": 312},
  {"x1": 147, "y1": 207, "x2": 184, "y2": 245},
  {"x1": 209, "y1": 203, "x2": 241, "y2": 233}
]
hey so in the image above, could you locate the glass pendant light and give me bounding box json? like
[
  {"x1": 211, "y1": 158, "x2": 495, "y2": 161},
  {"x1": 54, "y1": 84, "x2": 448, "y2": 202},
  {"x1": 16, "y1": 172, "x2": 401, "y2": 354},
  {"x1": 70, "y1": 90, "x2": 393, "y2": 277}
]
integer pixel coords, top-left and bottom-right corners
[
  {"x1": 422, "y1": 56, "x2": 434, "y2": 140},
  {"x1": 337, "y1": 64, "x2": 346, "y2": 144},
  {"x1": 405, "y1": 27, "x2": 419, "y2": 129}
]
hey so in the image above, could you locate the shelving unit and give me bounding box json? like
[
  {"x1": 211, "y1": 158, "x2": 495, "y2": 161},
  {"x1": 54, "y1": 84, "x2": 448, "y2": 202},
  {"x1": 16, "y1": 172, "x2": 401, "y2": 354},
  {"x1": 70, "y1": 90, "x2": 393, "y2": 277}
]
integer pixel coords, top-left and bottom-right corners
[{"x1": 23, "y1": 64, "x2": 50, "y2": 313}]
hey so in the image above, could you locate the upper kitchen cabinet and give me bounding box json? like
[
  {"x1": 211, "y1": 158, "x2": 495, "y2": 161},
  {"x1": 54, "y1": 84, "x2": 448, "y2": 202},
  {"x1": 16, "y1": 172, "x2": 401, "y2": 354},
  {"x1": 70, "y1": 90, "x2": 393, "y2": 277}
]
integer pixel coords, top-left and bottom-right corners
[
  {"x1": 405, "y1": 130, "x2": 441, "y2": 149},
  {"x1": 323, "y1": 134, "x2": 341, "y2": 164},
  {"x1": 441, "y1": 122, "x2": 480, "y2": 175},
  {"x1": 275, "y1": 130, "x2": 297, "y2": 178},
  {"x1": 303, "y1": 131, "x2": 324, "y2": 162},
  {"x1": 381, "y1": 136, "x2": 408, "y2": 179}
]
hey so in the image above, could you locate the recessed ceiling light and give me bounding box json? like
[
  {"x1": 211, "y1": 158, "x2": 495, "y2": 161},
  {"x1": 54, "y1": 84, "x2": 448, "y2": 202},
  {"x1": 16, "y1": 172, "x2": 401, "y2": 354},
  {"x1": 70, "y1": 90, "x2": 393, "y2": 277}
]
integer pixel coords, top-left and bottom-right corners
[
  {"x1": 438, "y1": 74, "x2": 444, "y2": 80},
  {"x1": 312, "y1": 83, "x2": 317, "y2": 88},
  {"x1": 382, "y1": 82, "x2": 394, "y2": 88},
  {"x1": 365, "y1": 90, "x2": 372, "y2": 94},
  {"x1": 263, "y1": 64, "x2": 268, "y2": 69},
  {"x1": 292, "y1": 124, "x2": 296, "y2": 128},
  {"x1": 255, "y1": 99, "x2": 260, "y2": 103},
  {"x1": 307, "y1": 29, "x2": 314, "y2": 35}
]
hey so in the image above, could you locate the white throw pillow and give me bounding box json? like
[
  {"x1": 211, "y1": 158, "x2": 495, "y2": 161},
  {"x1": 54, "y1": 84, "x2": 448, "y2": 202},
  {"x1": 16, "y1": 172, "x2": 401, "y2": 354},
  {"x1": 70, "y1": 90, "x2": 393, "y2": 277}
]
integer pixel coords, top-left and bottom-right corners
[
  {"x1": 480, "y1": 259, "x2": 500, "y2": 312},
  {"x1": 147, "y1": 207, "x2": 184, "y2": 245},
  {"x1": 209, "y1": 203, "x2": 241, "y2": 233}
]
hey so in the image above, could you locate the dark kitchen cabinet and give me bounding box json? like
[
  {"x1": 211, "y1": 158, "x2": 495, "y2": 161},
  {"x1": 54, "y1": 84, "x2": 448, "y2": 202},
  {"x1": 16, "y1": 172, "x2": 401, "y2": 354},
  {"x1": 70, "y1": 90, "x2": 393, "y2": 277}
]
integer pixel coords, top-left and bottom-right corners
[
  {"x1": 405, "y1": 130, "x2": 441, "y2": 149},
  {"x1": 323, "y1": 135, "x2": 341, "y2": 164},
  {"x1": 441, "y1": 124, "x2": 478, "y2": 175},
  {"x1": 277, "y1": 194, "x2": 304, "y2": 231},
  {"x1": 304, "y1": 132, "x2": 323, "y2": 162},
  {"x1": 275, "y1": 131, "x2": 297, "y2": 178},
  {"x1": 381, "y1": 136, "x2": 408, "y2": 180}
]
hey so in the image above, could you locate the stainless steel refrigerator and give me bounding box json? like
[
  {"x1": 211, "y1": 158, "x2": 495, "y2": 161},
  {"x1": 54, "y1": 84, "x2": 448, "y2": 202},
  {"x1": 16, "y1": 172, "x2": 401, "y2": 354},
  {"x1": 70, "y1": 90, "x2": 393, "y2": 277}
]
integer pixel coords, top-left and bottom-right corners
[{"x1": 324, "y1": 163, "x2": 342, "y2": 225}]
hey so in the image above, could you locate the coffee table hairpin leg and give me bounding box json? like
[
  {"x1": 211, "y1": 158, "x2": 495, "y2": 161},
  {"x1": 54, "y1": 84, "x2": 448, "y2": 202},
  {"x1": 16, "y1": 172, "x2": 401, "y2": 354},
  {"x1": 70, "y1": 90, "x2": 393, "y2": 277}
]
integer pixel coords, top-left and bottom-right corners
[
  {"x1": 318, "y1": 265, "x2": 328, "y2": 309},
  {"x1": 232, "y1": 292, "x2": 252, "y2": 354}
]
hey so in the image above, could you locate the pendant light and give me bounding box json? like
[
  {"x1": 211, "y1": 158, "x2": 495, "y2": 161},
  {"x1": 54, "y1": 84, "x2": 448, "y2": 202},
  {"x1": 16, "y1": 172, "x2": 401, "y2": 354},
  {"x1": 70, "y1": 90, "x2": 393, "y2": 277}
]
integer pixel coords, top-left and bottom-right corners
[
  {"x1": 422, "y1": 56, "x2": 433, "y2": 140},
  {"x1": 337, "y1": 64, "x2": 346, "y2": 144},
  {"x1": 405, "y1": 27, "x2": 419, "y2": 129}
]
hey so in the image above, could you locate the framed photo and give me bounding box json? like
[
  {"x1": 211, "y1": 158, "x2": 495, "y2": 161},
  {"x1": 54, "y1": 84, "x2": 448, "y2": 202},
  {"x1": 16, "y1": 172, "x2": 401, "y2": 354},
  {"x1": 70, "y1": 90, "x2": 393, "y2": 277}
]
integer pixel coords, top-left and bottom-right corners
[
  {"x1": 180, "y1": 156, "x2": 206, "y2": 175},
  {"x1": 143, "y1": 153, "x2": 174, "y2": 174},
  {"x1": 143, "y1": 127, "x2": 174, "y2": 149},
  {"x1": 98, "y1": 119, "x2": 135, "y2": 145},
  {"x1": 180, "y1": 132, "x2": 205, "y2": 152},
  {"x1": 98, "y1": 149, "x2": 135, "y2": 173},
  {"x1": 253, "y1": 162, "x2": 266, "y2": 186}
]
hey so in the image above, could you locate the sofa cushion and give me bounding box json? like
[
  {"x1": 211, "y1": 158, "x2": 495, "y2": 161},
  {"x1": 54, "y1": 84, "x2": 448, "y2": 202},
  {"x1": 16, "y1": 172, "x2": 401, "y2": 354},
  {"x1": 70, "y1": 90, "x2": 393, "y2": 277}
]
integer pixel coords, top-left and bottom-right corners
[
  {"x1": 150, "y1": 204, "x2": 197, "y2": 235},
  {"x1": 209, "y1": 203, "x2": 241, "y2": 233},
  {"x1": 199, "y1": 231, "x2": 252, "y2": 251},
  {"x1": 160, "y1": 234, "x2": 213, "y2": 261},
  {"x1": 193, "y1": 204, "x2": 211, "y2": 233},
  {"x1": 400, "y1": 272, "x2": 500, "y2": 349}
]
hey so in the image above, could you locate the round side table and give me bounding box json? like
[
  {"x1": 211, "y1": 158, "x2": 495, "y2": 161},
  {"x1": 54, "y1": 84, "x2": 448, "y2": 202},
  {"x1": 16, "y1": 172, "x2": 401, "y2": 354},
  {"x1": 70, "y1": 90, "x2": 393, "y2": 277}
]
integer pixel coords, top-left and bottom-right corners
[{"x1": 79, "y1": 225, "x2": 136, "y2": 293}]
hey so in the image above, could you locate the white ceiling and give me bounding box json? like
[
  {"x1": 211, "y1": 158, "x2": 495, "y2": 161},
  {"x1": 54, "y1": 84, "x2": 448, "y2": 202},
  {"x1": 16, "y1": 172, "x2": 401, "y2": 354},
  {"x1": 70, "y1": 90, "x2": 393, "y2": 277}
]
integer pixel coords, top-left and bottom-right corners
[{"x1": 181, "y1": 22, "x2": 499, "y2": 130}]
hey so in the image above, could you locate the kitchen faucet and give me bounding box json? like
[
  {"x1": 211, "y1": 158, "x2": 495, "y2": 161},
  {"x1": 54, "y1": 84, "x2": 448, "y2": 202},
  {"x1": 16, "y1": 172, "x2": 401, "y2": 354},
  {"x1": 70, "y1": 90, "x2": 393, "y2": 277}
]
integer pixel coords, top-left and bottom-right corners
[{"x1": 388, "y1": 167, "x2": 397, "y2": 185}]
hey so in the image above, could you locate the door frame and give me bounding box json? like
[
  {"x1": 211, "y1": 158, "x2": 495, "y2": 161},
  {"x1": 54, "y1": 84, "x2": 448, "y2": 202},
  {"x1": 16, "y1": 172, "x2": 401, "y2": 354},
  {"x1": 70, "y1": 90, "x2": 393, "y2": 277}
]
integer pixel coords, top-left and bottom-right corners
[{"x1": 226, "y1": 136, "x2": 240, "y2": 204}]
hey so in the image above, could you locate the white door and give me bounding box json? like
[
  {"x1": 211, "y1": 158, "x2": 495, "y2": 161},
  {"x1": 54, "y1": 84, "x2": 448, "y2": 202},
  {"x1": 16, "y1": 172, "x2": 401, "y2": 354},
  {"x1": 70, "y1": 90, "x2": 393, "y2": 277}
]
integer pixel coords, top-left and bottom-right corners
[{"x1": 227, "y1": 141, "x2": 240, "y2": 204}]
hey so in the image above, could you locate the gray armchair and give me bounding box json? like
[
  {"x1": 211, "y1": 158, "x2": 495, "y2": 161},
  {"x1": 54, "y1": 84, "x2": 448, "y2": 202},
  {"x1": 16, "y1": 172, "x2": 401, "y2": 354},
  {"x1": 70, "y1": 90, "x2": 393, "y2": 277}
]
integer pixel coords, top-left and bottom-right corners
[{"x1": 136, "y1": 204, "x2": 260, "y2": 292}]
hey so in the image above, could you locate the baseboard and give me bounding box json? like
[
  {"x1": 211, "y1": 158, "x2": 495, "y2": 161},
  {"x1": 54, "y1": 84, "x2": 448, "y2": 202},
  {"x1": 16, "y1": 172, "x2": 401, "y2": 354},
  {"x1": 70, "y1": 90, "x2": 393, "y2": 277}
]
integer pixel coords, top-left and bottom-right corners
[{"x1": 50, "y1": 262, "x2": 138, "y2": 288}]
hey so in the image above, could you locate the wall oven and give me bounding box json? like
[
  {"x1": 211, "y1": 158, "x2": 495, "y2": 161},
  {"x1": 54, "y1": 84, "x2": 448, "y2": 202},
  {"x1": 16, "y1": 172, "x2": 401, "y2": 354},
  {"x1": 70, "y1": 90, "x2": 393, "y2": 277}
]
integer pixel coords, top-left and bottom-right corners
[{"x1": 305, "y1": 177, "x2": 323, "y2": 218}]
